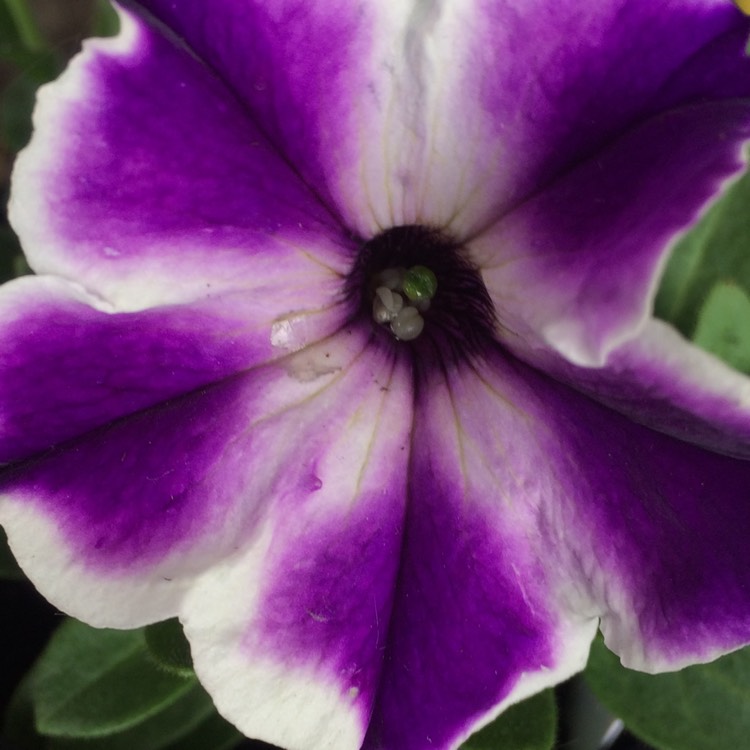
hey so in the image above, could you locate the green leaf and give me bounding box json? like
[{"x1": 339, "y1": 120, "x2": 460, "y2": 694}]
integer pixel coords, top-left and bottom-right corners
[
  {"x1": 693, "y1": 282, "x2": 750, "y2": 374},
  {"x1": 31, "y1": 619, "x2": 195, "y2": 739},
  {"x1": 655, "y1": 167, "x2": 750, "y2": 338},
  {"x1": 3, "y1": 674, "x2": 46, "y2": 750},
  {"x1": 160, "y1": 711, "x2": 243, "y2": 750},
  {"x1": 14, "y1": 252, "x2": 32, "y2": 278},
  {"x1": 3, "y1": 0, "x2": 46, "y2": 53},
  {"x1": 0, "y1": 58, "x2": 57, "y2": 151},
  {"x1": 0, "y1": 224, "x2": 25, "y2": 284},
  {"x1": 144, "y1": 618, "x2": 194, "y2": 677},
  {"x1": 4, "y1": 621, "x2": 241, "y2": 750},
  {"x1": 460, "y1": 690, "x2": 556, "y2": 750},
  {"x1": 0, "y1": 0, "x2": 58, "y2": 156},
  {"x1": 46, "y1": 683, "x2": 230, "y2": 750},
  {"x1": 0, "y1": 525, "x2": 23, "y2": 579},
  {"x1": 1, "y1": 70, "x2": 38, "y2": 152},
  {"x1": 92, "y1": 0, "x2": 121, "y2": 38},
  {"x1": 584, "y1": 636, "x2": 750, "y2": 750}
]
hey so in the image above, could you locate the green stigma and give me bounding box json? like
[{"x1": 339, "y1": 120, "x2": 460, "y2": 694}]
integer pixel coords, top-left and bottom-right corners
[{"x1": 402, "y1": 265, "x2": 438, "y2": 302}]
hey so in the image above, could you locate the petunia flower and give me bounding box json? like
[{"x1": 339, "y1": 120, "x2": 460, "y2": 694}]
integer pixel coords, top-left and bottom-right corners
[{"x1": 3, "y1": 1, "x2": 750, "y2": 748}]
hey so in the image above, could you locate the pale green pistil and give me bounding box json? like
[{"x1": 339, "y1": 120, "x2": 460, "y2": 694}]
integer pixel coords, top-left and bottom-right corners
[
  {"x1": 402, "y1": 265, "x2": 438, "y2": 302},
  {"x1": 371, "y1": 265, "x2": 438, "y2": 341}
]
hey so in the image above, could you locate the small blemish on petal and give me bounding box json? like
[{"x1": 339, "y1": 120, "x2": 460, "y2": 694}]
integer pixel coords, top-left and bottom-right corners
[
  {"x1": 284, "y1": 347, "x2": 343, "y2": 382},
  {"x1": 306, "y1": 609, "x2": 329, "y2": 623},
  {"x1": 282, "y1": 337, "x2": 350, "y2": 382},
  {"x1": 271, "y1": 311, "x2": 315, "y2": 351},
  {"x1": 305, "y1": 475, "x2": 323, "y2": 492}
]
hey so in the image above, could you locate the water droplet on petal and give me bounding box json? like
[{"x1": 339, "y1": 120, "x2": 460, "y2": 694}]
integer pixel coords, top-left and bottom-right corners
[{"x1": 271, "y1": 311, "x2": 315, "y2": 351}]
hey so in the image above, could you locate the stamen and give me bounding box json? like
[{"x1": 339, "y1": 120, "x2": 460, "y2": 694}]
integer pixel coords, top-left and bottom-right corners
[
  {"x1": 370, "y1": 264, "x2": 437, "y2": 341},
  {"x1": 391, "y1": 305, "x2": 424, "y2": 341},
  {"x1": 373, "y1": 286, "x2": 404, "y2": 323}
]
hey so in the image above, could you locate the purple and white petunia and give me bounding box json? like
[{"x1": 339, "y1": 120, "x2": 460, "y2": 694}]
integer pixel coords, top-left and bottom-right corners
[{"x1": 3, "y1": 1, "x2": 750, "y2": 748}]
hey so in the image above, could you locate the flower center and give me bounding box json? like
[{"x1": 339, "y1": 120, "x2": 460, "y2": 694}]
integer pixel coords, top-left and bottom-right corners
[
  {"x1": 349, "y1": 225, "x2": 497, "y2": 358},
  {"x1": 371, "y1": 265, "x2": 438, "y2": 341}
]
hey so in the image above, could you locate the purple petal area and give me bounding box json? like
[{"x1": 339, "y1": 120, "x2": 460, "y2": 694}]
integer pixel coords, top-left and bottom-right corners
[
  {"x1": 360, "y1": 344, "x2": 750, "y2": 746},
  {"x1": 578, "y1": 425, "x2": 750, "y2": 671},
  {"x1": 456, "y1": 0, "x2": 750, "y2": 225},
  {"x1": 0, "y1": 370, "x2": 268, "y2": 626},
  {"x1": 361, "y1": 360, "x2": 596, "y2": 750},
  {"x1": 124, "y1": 1, "x2": 750, "y2": 241},
  {"x1": 543, "y1": 380, "x2": 750, "y2": 670},
  {"x1": 122, "y1": 0, "x2": 440, "y2": 233},
  {"x1": 124, "y1": 0, "x2": 373, "y2": 198},
  {"x1": 502, "y1": 318, "x2": 750, "y2": 460},
  {"x1": 4, "y1": 375, "x2": 256, "y2": 566},
  {"x1": 439, "y1": 349, "x2": 750, "y2": 675},
  {"x1": 0, "y1": 275, "x2": 345, "y2": 462},
  {"x1": 178, "y1": 337, "x2": 414, "y2": 750},
  {"x1": 252, "y1": 491, "x2": 404, "y2": 722},
  {"x1": 0, "y1": 327, "x2": 376, "y2": 626},
  {"x1": 475, "y1": 100, "x2": 750, "y2": 365},
  {"x1": 364, "y1": 477, "x2": 555, "y2": 750},
  {"x1": 10, "y1": 6, "x2": 351, "y2": 310}
]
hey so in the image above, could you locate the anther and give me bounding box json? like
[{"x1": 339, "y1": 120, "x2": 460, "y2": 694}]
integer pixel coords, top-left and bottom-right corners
[{"x1": 370, "y1": 264, "x2": 438, "y2": 341}]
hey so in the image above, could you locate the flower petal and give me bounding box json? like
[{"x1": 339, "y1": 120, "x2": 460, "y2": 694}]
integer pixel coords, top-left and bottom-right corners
[
  {"x1": 443, "y1": 0, "x2": 750, "y2": 235},
  {"x1": 123, "y1": 0, "x2": 459, "y2": 234},
  {"x1": 130, "y1": 1, "x2": 750, "y2": 245},
  {"x1": 539, "y1": 378, "x2": 750, "y2": 673},
  {"x1": 357, "y1": 345, "x2": 750, "y2": 747},
  {"x1": 475, "y1": 100, "x2": 750, "y2": 365},
  {"x1": 0, "y1": 273, "x2": 344, "y2": 463},
  {"x1": 503, "y1": 317, "x2": 750, "y2": 460},
  {"x1": 0, "y1": 327, "x2": 380, "y2": 628},
  {"x1": 359, "y1": 359, "x2": 598, "y2": 750},
  {"x1": 386, "y1": 0, "x2": 750, "y2": 364},
  {"x1": 178, "y1": 337, "x2": 413, "y2": 750},
  {"x1": 10, "y1": 5, "x2": 350, "y2": 310},
  {"x1": 421, "y1": 349, "x2": 750, "y2": 688},
  {"x1": 596, "y1": 321, "x2": 750, "y2": 457}
]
